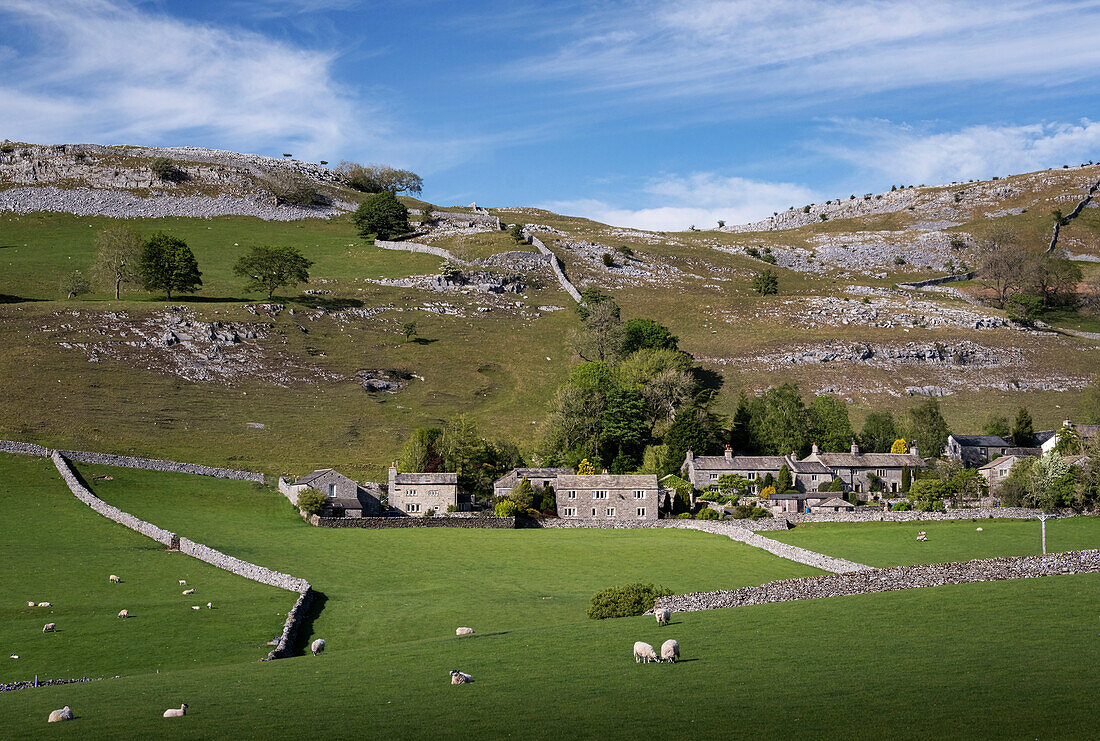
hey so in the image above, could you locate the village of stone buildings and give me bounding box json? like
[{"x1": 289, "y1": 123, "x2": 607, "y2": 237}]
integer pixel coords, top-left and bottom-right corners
[{"x1": 277, "y1": 419, "x2": 1098, "y2": 525}]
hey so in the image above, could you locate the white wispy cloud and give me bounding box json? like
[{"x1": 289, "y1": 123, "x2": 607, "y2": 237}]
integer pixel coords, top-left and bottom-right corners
[
  {"x1": 820, "y1": 118, "x2": 1100, "y2": 184},
  {"x1": 0, "y1": 0, "x2": 379, "y2": 161},
  {"x1": 513, "y1": 1, "x2": 1100, "y2": 109},
  {"x1": 545, "y1": 173, "x2": 821, "y2": 231}
]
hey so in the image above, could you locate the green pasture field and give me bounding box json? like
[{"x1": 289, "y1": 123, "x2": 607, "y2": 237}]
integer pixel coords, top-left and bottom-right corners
[{"x1": 768, "y1": 517, "x2": 1100, "y2": 568}]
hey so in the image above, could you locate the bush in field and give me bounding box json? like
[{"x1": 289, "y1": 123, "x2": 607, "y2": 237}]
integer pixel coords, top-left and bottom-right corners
[
  {"x1": 752, "y1": 269, "x2": 778, "y2": 295},
  {"x1": 587, "y1": 583, "x2": 673, "y2": 620},
  {"x1": 150, "y1": 156, "x2": 188, "y2": 183},
  {"x1": 352, "y1": 191, "x2": 410, "y2": 239},
  {"x1": 494, "y1": 499, "x2": 521, "y2": 517},
  {"x1": 60, "y1": 270, "x2": 90, "y2": 299},
  {"x1": 297, "y1": 489, "x2": 326, "y2": 515}
]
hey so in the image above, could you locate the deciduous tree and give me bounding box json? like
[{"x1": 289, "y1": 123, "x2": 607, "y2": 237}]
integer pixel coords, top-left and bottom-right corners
[
  {"x1": 139, "y1": 232, "x2": 202, "y2": 299},
  {"x1": 233, "y1": 245, "x2": 312, "y2": 298},
  {"x1": 92, "y1": 225, "x2": 141, "y2": 299}
]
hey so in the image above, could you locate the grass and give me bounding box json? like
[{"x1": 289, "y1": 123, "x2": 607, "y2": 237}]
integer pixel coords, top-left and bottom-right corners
[
  {"x1": 0, "y1": 454, "x2": 290, "y2": 684},
  {"x1": 1, "y1": 457, "x2": 1098, "y2": 737},
  {"x1": 768, "y1": 517, "x2": 1100, "y2": 568}
]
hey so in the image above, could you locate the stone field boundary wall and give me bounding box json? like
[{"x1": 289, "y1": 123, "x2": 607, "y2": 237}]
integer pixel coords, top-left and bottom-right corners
[
  {"x1": 0, "y1": 440, "x2": 50, "y2": 457},
  {"x1": 49, "y1": 452, "x2": 312, "y2": 661},
  {"x1": 656, "y1": 549, "x2": 1100, "y2": 614},
  {"x1": 375, "y1": 239, "x2": 465, "y2": 264},
  {"x1": 525, "y1": 231, "x2": 583, "y2": 303},
  {"x1": 307, "y1": 514, "x2": 517, "y2": 528},
  {"x1": 56, "y1": 448, "x2": 266, "y2": 483},
  {"x1": 749, "y1": 507, "x2": 1068, "y2": 530},
  {"x1": 897, "y1": 271, "x2": 975, "y2": 289}
]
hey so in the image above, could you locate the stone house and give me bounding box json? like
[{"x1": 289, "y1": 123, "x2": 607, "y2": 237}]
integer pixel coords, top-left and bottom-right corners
[
  {"x1": 1040, "y1": 420, "x2": 1100, "y2": 454},
  {"x1": 281, "y1": 469, "x2": 382, "y2": 517},
  {"x1": 554, "y1": 473, "x2": 660, "y2": 521},
  {"x1": 809, "y1": 496, "x2": 856, "y2": 513},
  {"x1": 977, "y1": 455, "x2": 1025, "y2": 490},
  {"x1": 945, "y1": 435, "x2": 1017, "y2": 467},
  {"x1": 681, "y1": 447, "x2": 831, "y2": 495},
  {"x1": 804, "y1": 442, "x2": 924, "y2": 495},
  {"x1": 492, "y1": 467, "x2": 573, "y2": 499},
  {"x1": 387, "y1": 465, "x2": 461, "y2": 515}
]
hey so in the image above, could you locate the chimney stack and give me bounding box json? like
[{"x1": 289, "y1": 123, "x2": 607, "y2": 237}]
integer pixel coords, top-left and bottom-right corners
[
  {"x1": 811, "y1": 442, "x2": 819, "y2": 455},
  {"x1": 909, "y1": 442, "x2": 919, "y2": 457},
  {"x1": 850, "y1": 441, "x2": 860, "y2": 455},
  {"x1": 724, "y1": 445, "x2": 733, "y2": 460}
]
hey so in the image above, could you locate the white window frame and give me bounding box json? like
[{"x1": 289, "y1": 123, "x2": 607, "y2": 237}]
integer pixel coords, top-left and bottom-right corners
[
  {"x1": 593, "y1": 490, "x2": 608, "y2": 500},
  {"x1": 327, "y1": 483, "x2": 336, "y2": 498},
  {"x1": 710, "y1": 473, "x2": 719, "y2": 480},
  {"x1": 592, "y1": 508, "x2": 598, "y2": 516},
  {"x1": 428, "y1": 490, "x2": 438, "y2": 497},
  {"x1": 633, "y1": 490, "x2": 646, "y2": 499},
  {"x1": 562, "y1": 507, "x2": 577, "y2": 517},
  {"x1": 637, "y1": 507, "x2": 646, "y2": 517},
  {"x1": 605, "y1": 507, "x2": 616, "y2": 517},
  {"x1": 567, "y1": 490, "x2": 576, "y2": 499},
  {"x1": 405, "y1": 503, "x2": 421, "y2": 513}
]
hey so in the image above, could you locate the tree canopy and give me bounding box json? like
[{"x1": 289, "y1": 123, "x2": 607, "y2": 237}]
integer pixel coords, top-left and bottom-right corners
[
  {"x1": 336, "y1": 162, "x2": 423, "y2": 195},
  {"x1": 233, "y1": 245, "x2": 312, "y2": 298},
  {"x1": 905, "y1": 398, "x2": 950, "y2": 459},
  {"x1": 139, "y1": 232, "x2": 202, "y2": 299},
  {"x1": 352, "y1": 192, "x2": 410, "y2": 240},
  {"x1": 859, "y1": 411, "x2": 898, "y2": 453},
  {"x1": 92, "y1": 225, "x2": 142, "y2": 299}
]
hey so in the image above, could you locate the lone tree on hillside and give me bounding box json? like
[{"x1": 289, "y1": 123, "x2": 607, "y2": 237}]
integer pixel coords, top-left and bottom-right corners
[
  {"x1": 401, "y1": 321, "x2": 418, "y2": 343},
  {"x1": 139, "y1": 232, "x2": 202, "y2": 299},
  {"x1": 336, "y1": 162, "x2": 423, "y2": 195},
  {"x1": 92, "y1": 225, "x2": 142, "y2": 299},
  {"x1": 352, "y1": 191, "x2": 410, "y2": 240},
  {"x1": 752, "y1": 268, "x2": 779, "y2": 295},
  {"x1": 60, "y1": 270, "x2": 90, "y2": 299},
  {"x1": 509, "y1": 223, "x2": 526, "y2": 243},
  {"x1": 149, "y1": 156, "x2": 188, "y2": 183},
  {"x1": 233, "y1": 245, "x2": 313, "y2": 298}
]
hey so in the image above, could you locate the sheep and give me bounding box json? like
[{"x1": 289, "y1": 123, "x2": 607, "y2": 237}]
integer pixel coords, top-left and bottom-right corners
[
  {"x1": 26, "y1": 601, "x2": 34, "y2": 607},
  {"x1": 976, "y1": 527, "x2": 984, "y2": 532},
  {"x1": 660, "y1": 639, "x2": 680, "y2": 663},
  {"x1": 449, "y1": 670, "x2": 473, "y2": 684},
  {"x1": 455, "y1": 627, "x2": 475, "y2": 636},
  {"x1": 117, "y1": 609, "x2": 129, "y2": 619},
  {"x1": 43, "y1": 623, "x2": 56, "y2": 633},
  {"x1": 633, "y1": 641, "x2": 657, "y2": 664},
  {"x1": 48, "y1": 706, "x2": 74, "y2": 723},
  {"x1": 191, "y1": 606, "x2": 200, "y2": 610},
  {"x1": 163, "y1": 703, "x2": 187, "y2": 718},
  {"x1": 178, "y1": 580, "x2": 187, "y2": 586},
  {"x1": 109, "y1": 574, "x2": 121, "y2": 583},
  {"x1": 182, "y1": 589, "x2": 195, "y2": 595},
  {"x1": 311, "y1": 638, "x2": 325, "y2": 656},
  {"x1": 206, "y1": 602, "x2": 213, "y2": 609},
  {"x1": 38, "y1": 602, "x2": 51, "y2": 607},
  {"x1": 655, "y1": 607, "x2": 671, "y2": 626}
]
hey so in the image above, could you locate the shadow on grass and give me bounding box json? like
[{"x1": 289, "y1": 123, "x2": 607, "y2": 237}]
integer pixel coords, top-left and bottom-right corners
[
  {"x1": 289, "y1": 296, "x2": 364, "y2": 311},
  {"x1": 292, "y1": 590, "x2": 328, "y2": 657},
  {"x1": 411, "y1": 337, "x2": 438, "y2": 345},
  {"x1": 0, "y1": 294, "x2": 43, "y2": 303}
]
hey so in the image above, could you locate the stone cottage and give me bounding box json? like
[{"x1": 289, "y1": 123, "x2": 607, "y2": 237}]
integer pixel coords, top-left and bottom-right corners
[
  {"x1": 977, "y1": 455, "x2": 1026, "y2": 490},
  {"x1": 804, "y1": 442, "x2": 924, "y2": 495},
  {"x1": 554, "y1": 473, "x2": 660, "y2": 521},
  {"x1": 281, "y1": 469, "x2": 382, "y2": 517},
  {"x1": 681, "y1": 447, "x2": 832, "y2": 494},
  {"x1": 387, "y1": 464, "x2": 461, "y2": 515},
  {"x1": 492, "y1": 467, "x2": 573, "y2": 499},
  {"x1": 1040, "y1": 420, "x2": 1100, "y2": 454}
]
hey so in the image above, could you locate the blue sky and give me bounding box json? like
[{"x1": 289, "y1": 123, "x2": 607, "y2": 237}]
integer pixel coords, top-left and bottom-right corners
[{"x1": 2, "y1": 0, "x2": 1100, "y2": 229}]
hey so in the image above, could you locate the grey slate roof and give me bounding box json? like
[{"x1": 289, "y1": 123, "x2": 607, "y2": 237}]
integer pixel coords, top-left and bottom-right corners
[
  {"x1": 816, "y1": 452, "x2": 923, "y2": 468},
  {"x1": 292, "y1": 468, "x2": 337, "y2": 486},
  {"x1": 492, "y1": 468, "x2": 573, "y2": 488},
  {"x1": 555, "y1": 474, "x2": 659, "y2": 489},
  {"x1": 813, "y1": 497, "x2": 855, "y2": 508},
  {"x1": 950, "y1": 434, "x2": 1012, "y2": 447},
  {"x1": 692, "y1": 455, "x2": 787, "y2": 471},
  {"x1": 788, "y1": 459, "x2": 831, "y2": 475},
  {"x1": 393, "y1": 472, "x2": 458, "y2": 485}
]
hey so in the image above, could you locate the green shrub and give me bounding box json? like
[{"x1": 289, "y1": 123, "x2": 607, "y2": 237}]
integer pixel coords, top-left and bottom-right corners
[
  {"x1": 749, "y1": 507, "x2": 772, "y2": 519},
  {"x1": 586, "y1": 583, "x2": 673, "y2": 620},
  {"x1": 803, "y1": 205, "x2": 811, "y2": 213},
  {"x1": 297, "y1": 489, "x2": 326, "y2": 515},
  {"x1": 0, "y1": 141, "x2": 15, "y2": 153},
  {"x1": 509, "y1": 223, "x2": 526, "y2": 243},
  {"x1": 601, "y1": 253, "x2": 615, "y2": 267},
  {"x1": 150, "y1": 156, "x2": 188, "y2": 183},
  {"x1": 745, "y1": 247, "x2": 761, "y2": 259},
  {"x1": 446, "y1": 504, "x2": 458, "y2": 513},
  {"x1": 266, "y1": 173, "x2": 319, "y2": 206},
  {"x1": 676, "y1": 512, "x2": 694, "y2": 519},
  {"x1": 890, "y1": 501, "x2": 911, "y2": 511},
  {"x1": 352, "y1": 191, "x2": 410, "y2": 239},
  {"x1": 424, "y1": 508, "x2": 436, "y2": 517},
  {"x1": 752, "y1": 269, "x2": 779, "y2": 295},
  {"x1": 494, "y1": 499, "x2": 521, "y2": 517},
  {"x1": 615, "y1": 244, "x2": 634, "y2": 258},
  {"x1": 761, "y1": 253, "x2": 777, "y2": 264},
  {"x1": 696, "y1": 507, "x2": 721, "y2": 520}
]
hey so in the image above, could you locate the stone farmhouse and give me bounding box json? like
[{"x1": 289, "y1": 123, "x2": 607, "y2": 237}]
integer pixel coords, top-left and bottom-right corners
[
  {"x1": 945, "y1": 434, "x2": 1042, "y2": 467},
  {"x1": 977, "y1": 455, "x2": 1024, "y2": 490},
  {"x1": 554, "y1": 473, "x2": 660, "y2": 521},
  {"x1": 280, "y1": 469, "x2": 383, "y2": 517},
  {"x1": 387, "y1": 465, "x2": 462, "y2": 515},
  {"x1": 1040, "y1": 421, "x2": 1100, "y2": 454},
  {"x1": 683, "y1": 442, "x2": 923, "y2": 497},
  {"x1": 492, "y1": 467, "x2": 572, "y2": 499}
]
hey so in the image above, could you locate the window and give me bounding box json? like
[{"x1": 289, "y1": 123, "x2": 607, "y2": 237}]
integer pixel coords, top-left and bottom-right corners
[
  {"x1": 592, "y1": 508, "x2": 598, "y2": 516},
  {"x1": 428, "y1": 490, "x2": 438, "y2": 497},
  {"x1": 593, "y1": 490, "x2": 608, "y2": 499},
  {"x1": 710, "y1": 473, "x2": 719, "y2": 479},
  {"x1": 811, "y1": 475, "x2": 818, "y2": 482},
  {"x1": 605, "y1": 508, "x2": 616, "y2": 517},
  {"x1": 748, "y1": 472, "x2": 757, "y2": 479},
  {"x1": 405, "y1": 503, "x2": 420, "y2": 513},
  {"x1": 567, "y1": 490, "x2": 576, "y2": 499},
  {"x1": 637, "y1": 507, "x2": 646, "y2": 517},
  {"x1": 876, "y1": 469, "x2": 887, "y2": 477},
  {"x1": 327, "y1": 483, "x2": 336, "y2": 498},
  {"x1": 633, "y1": 490, "x2": 646, "y2": 499},
  {"x1": 562, "y1": 507, "x2": 577, "y2": 516}
]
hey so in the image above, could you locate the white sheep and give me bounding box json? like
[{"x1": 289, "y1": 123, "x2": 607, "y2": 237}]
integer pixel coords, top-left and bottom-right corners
[
  {"x1": 450, "y1": 670, "x2": 473, "y2": 684},
  {"x1": 455, "y1": 627, "x2": 475, "y2": 636},
  {"x1": 191, "y1": 606, "x2": 200, "y2": 610},
  {"x1": 43, "y1": 623, "x2": 56, "y2": 633},
  {"x1": 633, "y1": 641, "x2": 657, "y2": 663},
  {"x1": 182, "y1": 589, "x2": 195, "y2": 595},
  {"x1": 311, "y1": 638, "x2": 325, "y2": 656},
  {"x1": 660, "y1": 639, "x2": 680, "y2": 663},
  {"x1": 38, "y1": 602, "x2": 51, "y2": 607},
  {"x1": 163, "y1": 703, "x2": 187, "y2": 718},
  {"x1": 656, "y1": 607, "x2": 671, "y2": 626},
  {"x1": 26, "y1": 601, "x2": 34, "y2": 607},
  {"x1": 206, "y1": 602, "x2": 213, "y2": 609},
  {"x1": 178, "y1": 580, "x2": 187, "y2": 586},
  {"x1": 976, "y1": 527, "x2": 984, "y2": 532},
  {"x1": 109, "y1": 574, "x2": 121, "y2": 583},
  {"x1": 117, "y1": 609, "x2": 129, "y2": 619},
  {"x1": 48, "y1": 706, "x2": 74, "y2": 723}
]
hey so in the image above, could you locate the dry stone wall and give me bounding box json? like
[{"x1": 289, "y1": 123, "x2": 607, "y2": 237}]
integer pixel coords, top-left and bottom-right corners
[
  {"x1": 657, "y1": 549, "x2": 1100, "y2": 613},
  {"x1": 0, "y1": 440, "x2": 49, "y2": 457},
  {"x1": 308, "y1": 514, "x2": 517, "y2": 529},
  {"x1": 375, "y1": 239, "x2": 464, "y2": 263},
  {"x1": 56, "y1": 448, "x2": 265, "y2": 483},
  {"x1": 525, "y1": 231, "x2": 582, "y2": 303}
]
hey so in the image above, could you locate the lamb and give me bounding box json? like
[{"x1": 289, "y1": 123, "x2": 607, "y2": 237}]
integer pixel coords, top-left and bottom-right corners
[
  {"x1": 38, "y1": 602, "x2": 51, "y2": 607},
  {"x1": 449, "y1": 670, "x2": 473, "y2": 684},
  {"x1": 43, "y1": 623, "x2": 56, "y2": 633},
  {"x1": 976, "y1": 527, "x2": 984, "y2": 532},
  {"x1": 206, "y1": 602, "x2": 213, "y2": 609},
  {"x1": 191, "y1": 606, "x2": 200, "y2": 610},
  {"x1": 311, "y1": 638, "x2": 325, "y2": 656},
  {"x1": 179, "y1": 580, "x2": 187, "y2": 586},
  {"x1": 109, "y1": 574, "x2": 121, "y2": 583},
  {"x1": 163, "y1": 703, "x2": 187, "y2": 718},
  {"x1": 455, "y1": 627, "x2": 475, "y2": 636},
  {"x1": 117, "y1": 609, "x2": 129, "y2": 618},
  {"x1": 27, "y1": 601, "x2": 34, "y2": 607},
  {"x1": 48, "y1": 706, "x2": 74, "y2": 723},
  {"x1": 182, "y1": 589, "x2": 195, "y2": 595},
  {"x1": 660, "y1": 639, "x2": 680, "y2": 663},
  {"x1": 655, "y1": 607, "x2": 671, "y2": 626},
  {"x1": 633, "y1": 641, "x2": 658, "y2": 663}
]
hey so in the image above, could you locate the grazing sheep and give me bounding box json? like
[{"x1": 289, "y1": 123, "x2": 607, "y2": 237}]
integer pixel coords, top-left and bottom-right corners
[
  {"x1": 633, "y1": 641, "x2": 657, "y2": 663},
  {"x1": 206, "y1": 602, "x2": 213, "y2": 609},
  {"x1": 656, "y1": 607, "x2": 671, "y2": 626},
  {"x1": 191, "y1": 606, "x2": 200, "y2": 610},
  {"x1": 38, "y1": 602, "x2": 51, "y2": 607},
  {"x1": 43, "y1": 623, "x2": 56, "y2": 633},
  {"x1": 27, "y1": 601, "x2": 34, "y2": 607},
  {"x1": 109, "y1": 574, "x2": 121, "y2": 583},
  {"x1": 117, "y1": 609, "x2": 129, "y2": 619},
  {"x1": 449, "y1": 670, "x2": 473, "y2": 684},
  {"x1": 976, "y1": 527, "x2": 984, "y2": 532},
  {"x1": 455, "y1": 627, "x2": 475, "y2": 636},
  {"x1": 311, "y1": 638, "x2": 325, "y2": 656},
  {"x1": 178, "y1": 580, "x2": 187, "y2": 586},
  {"x1": 163, "y1": 704, "x2": 187, "y2": 718},
  {"x1": 660, "y1": 639, "x2": 680, "y2": 663},
  {"x1": 48, "y1": 706, "x2": 74, "y2": 723},
  {"x1": 10, "y1": 654, "x2": 19, "y2": 659},
  {"x1": 182, "y1": 589, "x2": 195, "y2": 595}
]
